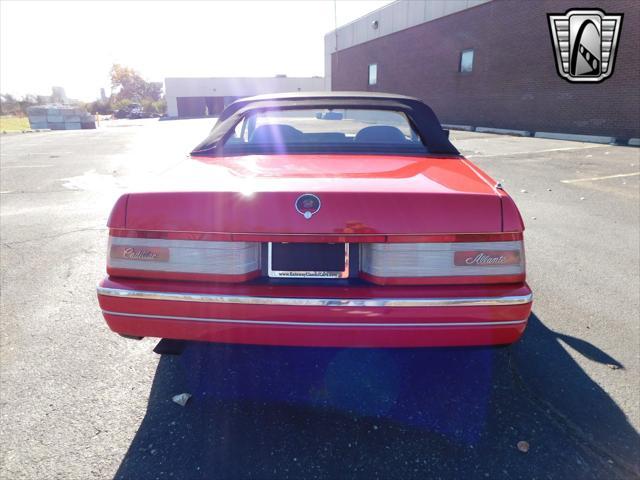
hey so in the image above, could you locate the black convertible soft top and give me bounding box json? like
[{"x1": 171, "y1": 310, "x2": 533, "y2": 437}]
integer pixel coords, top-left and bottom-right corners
[{"x1": 191, "y1": 92, "x2": 459, "y2": 156}]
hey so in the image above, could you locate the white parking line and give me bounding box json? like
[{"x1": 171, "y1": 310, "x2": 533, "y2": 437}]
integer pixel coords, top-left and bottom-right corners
[
  {"x1": 20, "y1": 152, "x2": 70, "y2": 156},
  {"x1": 0, "y1": 164, "x2": 55, "y2": 169},
  {"x1": 467, "y1": 144, "x2": 603, "y2": 158},
  {"x1": 561, "y1": 172, "x2": 640, "y2": 183}
]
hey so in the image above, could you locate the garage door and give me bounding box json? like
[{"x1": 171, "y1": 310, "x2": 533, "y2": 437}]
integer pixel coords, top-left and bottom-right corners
[
  {"x1": 205, "y1": 97, "x2": 225, "y2": 115},
  {"x1": 177, "y1": 97, "x2": 206, "y2": 117}
]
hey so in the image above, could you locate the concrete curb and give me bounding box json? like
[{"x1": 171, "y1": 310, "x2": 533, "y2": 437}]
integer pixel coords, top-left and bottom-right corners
[
  {"x1": 534, "y1": 131, "x2": 615, "y2": 144},
  {"x1": 442, "y1": 124, "x2": 475, "y2": 131},
  {"x1": 1, "y1": 129, "x2": 50, "y2": 135},
  {"x1": 476, "y1": 126, "x2": 531, "y2": 137},
  {"x1": 442, "y1": 123, "x2": 631, "y2": 146}
]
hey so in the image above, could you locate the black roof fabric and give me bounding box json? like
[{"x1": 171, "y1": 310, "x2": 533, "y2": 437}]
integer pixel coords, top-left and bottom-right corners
[{"x1": 191, "y1": 92, "x2": 459, "y2": 156}]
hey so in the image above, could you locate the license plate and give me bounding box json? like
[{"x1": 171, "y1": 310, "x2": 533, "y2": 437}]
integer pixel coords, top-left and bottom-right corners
[{"x1": 268, "y1": 242, "x2": 349, "y2": 279}]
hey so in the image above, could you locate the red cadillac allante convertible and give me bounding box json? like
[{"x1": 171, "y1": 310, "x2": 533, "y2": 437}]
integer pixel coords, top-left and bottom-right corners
[{"x1": 97, "y1": 92, "x2": 532, "y2": 348}]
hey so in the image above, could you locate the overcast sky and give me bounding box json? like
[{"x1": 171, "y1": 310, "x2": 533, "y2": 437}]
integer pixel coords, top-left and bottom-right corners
[{"x1": 0, "y1": 0, "x2": 393, "y2": 101}]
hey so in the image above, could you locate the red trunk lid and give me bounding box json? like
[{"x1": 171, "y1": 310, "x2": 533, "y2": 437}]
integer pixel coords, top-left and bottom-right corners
[{"x1": 120, "y1": 154, "x2": 504, "y2": 235}]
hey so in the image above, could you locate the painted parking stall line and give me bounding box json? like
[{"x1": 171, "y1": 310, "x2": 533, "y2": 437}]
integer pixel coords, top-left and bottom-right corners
[
  {"x1": 561, "y1": 172, "x2": 640, "y2": 183},
  {"x1": 0, "y1": 164, "x2": 55, "y2": 169},
  {"x1": 467, "y1": 144, "x2": 604, "y2": 159}
]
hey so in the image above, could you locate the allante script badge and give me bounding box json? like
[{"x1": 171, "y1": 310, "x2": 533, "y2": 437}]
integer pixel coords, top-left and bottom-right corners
[{"x1": 454, "y1": 251, "x2": 521, "y2": 267}]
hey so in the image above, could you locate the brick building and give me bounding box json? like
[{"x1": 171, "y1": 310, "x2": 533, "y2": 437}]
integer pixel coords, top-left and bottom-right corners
[{"x1": 326, "y1": 0, "x2": 639, "y2": 140}]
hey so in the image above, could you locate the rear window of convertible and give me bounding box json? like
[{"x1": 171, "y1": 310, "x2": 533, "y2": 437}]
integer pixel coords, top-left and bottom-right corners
[{"x1": 222, "y1": 108, "x2": 428, "y2": 155}]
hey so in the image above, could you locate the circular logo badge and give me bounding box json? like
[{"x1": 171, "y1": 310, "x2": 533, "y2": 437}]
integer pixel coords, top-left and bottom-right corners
[{"x1": 295, "y1": 193, "x2": 321, "y2": 219}]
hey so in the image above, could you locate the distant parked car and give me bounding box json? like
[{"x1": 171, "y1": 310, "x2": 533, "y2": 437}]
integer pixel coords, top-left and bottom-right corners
[
  {"x1": 114, "y1": 103, "x2": 142, "y2": 119},
  {"x1": 97, "y1": 92, "x2": 532, "y2": 348},
  {"x1": 127, "y1": 106, "x2": 153, "y2": 119}
]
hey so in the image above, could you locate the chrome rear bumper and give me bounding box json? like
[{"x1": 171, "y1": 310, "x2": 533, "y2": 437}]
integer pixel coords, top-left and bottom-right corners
[{"x1": 96, "y1": 286, "x2": 532, "y2": 308}]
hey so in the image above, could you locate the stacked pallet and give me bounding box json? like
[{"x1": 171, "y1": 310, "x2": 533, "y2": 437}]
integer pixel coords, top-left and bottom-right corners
[{"x1": 26, "y1": 105, "x2": 96, "y2": 130}]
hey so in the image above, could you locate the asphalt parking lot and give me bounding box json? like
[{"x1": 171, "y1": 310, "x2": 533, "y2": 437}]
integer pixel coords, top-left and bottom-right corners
[{"x1": 1, "y1": 119, "x2": 639, "y2": 479}]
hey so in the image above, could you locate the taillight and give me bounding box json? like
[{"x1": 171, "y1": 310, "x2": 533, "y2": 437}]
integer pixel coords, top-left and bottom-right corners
[
  {"x1": 107, "y1": 234, "x2": 261, "y2": 282},
  {"x1": 360, "y1": 239, "x2": 525, "y2": 285}
]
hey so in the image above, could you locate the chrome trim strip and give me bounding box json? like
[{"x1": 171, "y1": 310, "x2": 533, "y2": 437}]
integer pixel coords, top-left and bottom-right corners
[
  {"x1": 101, "y1": 310, "x2": 529, "y2": 327},
  {"x1": 97, "y1": 286, "x2": 532, "y2": 308}
]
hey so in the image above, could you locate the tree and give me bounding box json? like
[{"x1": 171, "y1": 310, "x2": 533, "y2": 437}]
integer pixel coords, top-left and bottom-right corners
[
  {"x1": 0, "y1": 93, "x2": 37, "y2": 116},
  {"x1": 146, "y1": 82, "x2": 163, "y2": 102},
  {"x1": 0, "y1": 93, "x2": 18, "y2": 115},
  {"x1": 86, "y1": 99, "x2": 112, "y2": 115},
  {"x1": 17, "y1": 95, "x2": 37, "y2": 114},
  {"x1": 110, "y1": 64, "x2": 162, "y2": 102}
]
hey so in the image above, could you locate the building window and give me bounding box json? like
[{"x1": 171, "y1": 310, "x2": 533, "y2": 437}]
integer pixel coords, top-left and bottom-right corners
[
  {"x1": 460, "y1": 49, "x2": 474, "y2": 73},
  {"x1": 368, "y1": 63, "x2": 378, "y2": 85}
]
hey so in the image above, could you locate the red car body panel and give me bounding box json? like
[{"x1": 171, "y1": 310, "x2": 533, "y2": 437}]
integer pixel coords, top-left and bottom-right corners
[{"x1": 99, "y1": 151, "x2": 532, "y2": 347}]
